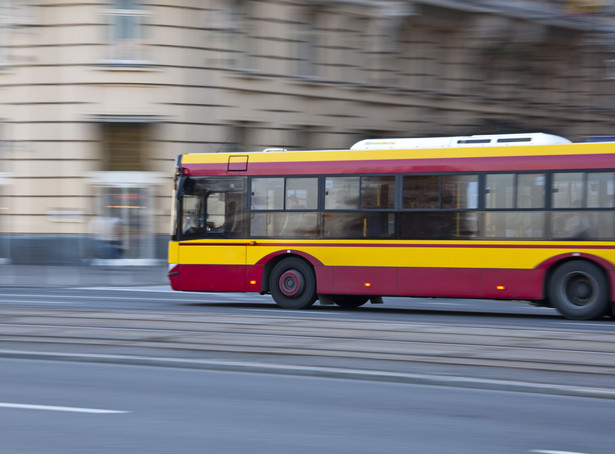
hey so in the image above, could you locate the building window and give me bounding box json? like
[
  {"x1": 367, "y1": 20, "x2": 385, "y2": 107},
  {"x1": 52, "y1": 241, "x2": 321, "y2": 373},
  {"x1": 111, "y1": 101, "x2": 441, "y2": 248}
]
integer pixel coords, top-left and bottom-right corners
[
  {"x1": 295, "y1": 8, "x2": 319, "y2": 77},
  {"x1": 101, "y1": 122, "x2": 149, "y2": 171},
  {"x1": 228, "y1": 0, "x2": 255, "y2": 70},
  {"x1": 104, "y1": 0, "x2": 148, "y2": 64},
  {"x1": 0, "y1": 3, "x2": 10, "y2": 67}
]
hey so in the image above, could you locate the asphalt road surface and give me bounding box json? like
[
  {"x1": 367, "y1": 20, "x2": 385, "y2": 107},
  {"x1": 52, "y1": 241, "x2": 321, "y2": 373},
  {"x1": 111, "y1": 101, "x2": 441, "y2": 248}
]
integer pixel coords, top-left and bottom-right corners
[
  {"x1": 1, "y1": 286, "x2": 614, "y2": 453},
  {"x1": 1, "y1": 284, "x2": 614, "y2": 329},
  {"x1": 1, "y1": 357, "x2": 614, "y2": 454}
]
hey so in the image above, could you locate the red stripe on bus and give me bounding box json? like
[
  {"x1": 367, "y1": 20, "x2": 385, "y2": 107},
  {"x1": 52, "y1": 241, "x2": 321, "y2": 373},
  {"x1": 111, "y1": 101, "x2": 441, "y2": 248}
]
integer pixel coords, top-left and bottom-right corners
[
  {"x1": 183, "y1": 154, "x2": 615, "y2": 176},
  {"x1": 179, "y1": 241, "x2": 615, "y2": 250}
]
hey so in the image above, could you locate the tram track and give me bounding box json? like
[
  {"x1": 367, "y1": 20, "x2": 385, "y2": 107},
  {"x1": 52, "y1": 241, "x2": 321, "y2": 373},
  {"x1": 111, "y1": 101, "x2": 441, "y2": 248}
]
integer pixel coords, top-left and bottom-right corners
[{"x1": 1, "y1": 307, "x2": 615, "y2": 376}]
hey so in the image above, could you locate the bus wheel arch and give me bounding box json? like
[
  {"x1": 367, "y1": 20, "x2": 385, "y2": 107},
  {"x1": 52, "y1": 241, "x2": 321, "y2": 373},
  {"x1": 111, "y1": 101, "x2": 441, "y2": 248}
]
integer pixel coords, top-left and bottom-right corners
[
  {"x1": 259, "y1": 251, "x2": 322, "y2": 293},
  {"x1": 267, "y1": 256, "x2": 317, "y2": 309},
  {"x1": 546, "y1": 259, "x2": 611, "y2": 320}
]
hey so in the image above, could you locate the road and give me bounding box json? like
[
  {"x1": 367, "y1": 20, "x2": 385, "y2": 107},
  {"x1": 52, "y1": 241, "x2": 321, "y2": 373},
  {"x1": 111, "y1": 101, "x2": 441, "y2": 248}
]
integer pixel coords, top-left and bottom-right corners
[
  {"x1": 1, "y1": 357, "x2": 614, "y2": 454},
  {"x1": 1, "y1": 286, "x2": 614, "y2": 388},
  {"x1": 1, "y1": 286, "x2": 614, "y2": 453},
  {"x1": 2, "y1": 284, "x2": 614, "y2": 328}
]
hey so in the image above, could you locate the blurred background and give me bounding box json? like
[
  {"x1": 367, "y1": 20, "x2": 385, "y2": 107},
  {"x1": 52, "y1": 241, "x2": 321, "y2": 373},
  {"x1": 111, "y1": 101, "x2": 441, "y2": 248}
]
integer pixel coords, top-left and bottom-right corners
[{"x1": 1, "y1": 0, "x2": 614, "y2": 266}]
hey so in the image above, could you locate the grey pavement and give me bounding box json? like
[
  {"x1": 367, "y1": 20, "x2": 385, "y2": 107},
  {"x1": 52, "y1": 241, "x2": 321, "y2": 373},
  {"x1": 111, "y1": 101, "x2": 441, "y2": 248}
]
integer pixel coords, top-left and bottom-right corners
[{"x1": 0, "y1": 264, "x2": 169, "y2": 287}]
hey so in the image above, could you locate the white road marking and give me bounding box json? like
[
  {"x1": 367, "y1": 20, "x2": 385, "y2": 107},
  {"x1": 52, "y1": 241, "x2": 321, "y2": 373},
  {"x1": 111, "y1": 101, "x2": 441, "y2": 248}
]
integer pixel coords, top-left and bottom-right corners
[
  {"x1": 0, "y1": 293, "x2": 264, "y2": 304},
  {"x1": 79, "y1": 286, "x2": 175, "y2": 293},
  {"x1": 0, "y1": 402, "x2": 129, "y2": 414},
  {"x1": 530, "y1": 450, "x2": 589, "y2": 454}
]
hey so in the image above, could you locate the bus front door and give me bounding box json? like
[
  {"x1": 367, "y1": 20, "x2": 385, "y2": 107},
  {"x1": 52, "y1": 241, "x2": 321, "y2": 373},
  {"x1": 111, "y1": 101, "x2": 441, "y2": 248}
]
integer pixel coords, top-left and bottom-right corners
[{"x1": 178, "y1": 178, "x2": 247, "y2": 292}]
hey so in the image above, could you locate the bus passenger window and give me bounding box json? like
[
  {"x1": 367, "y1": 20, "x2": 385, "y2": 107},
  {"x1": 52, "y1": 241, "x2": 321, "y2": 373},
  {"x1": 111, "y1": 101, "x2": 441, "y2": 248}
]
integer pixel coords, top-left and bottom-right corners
[
  {"x1": 517, "y1": 174, "x2": 545, "y2": 208},
  {"x1": 323, "y1": 212, "x2": 365, "y2": 238},
  {"x1": 252, "y1": 178, "x2": 284, "y2": 210},
  {"x1": 361, "y1": 176, "x2": 395, "y2": 209},
  {"x1": 250, "y1": 212, "x2": 318, "y2": 238},
  {"x1": 552, "y1": 173, "x2": 584, "y2": 208},
  {"x1": 485, "y1": 174, "x2": 514, "y2": 209},
  {"x1": 482, "y1": 212, "x2": 545, "y2": 239},
  {"x1": 399, "y1": 212, "x2": 478, "y2": 239},
  {"x1": 323, "y1": 212, "x2": 394, "y2": 239},
  {"x1": 325, "y1": 177, "x2": 360, "y2": 210},
  {"x1": 403, "y1": 175, "x2": 439, "y2": 209},
  {"x1": 550, "y1": 211, "x2": 613, "y2": 240},
  {"x1": 441, "y1": 175, "x2": 478, "y2": 209},
  {"x1": 587, "y1": 172, "x2": 615, "y2": 208},
  {"x1": 286, "y1": 178, "x2": 318, "y2": 210}
]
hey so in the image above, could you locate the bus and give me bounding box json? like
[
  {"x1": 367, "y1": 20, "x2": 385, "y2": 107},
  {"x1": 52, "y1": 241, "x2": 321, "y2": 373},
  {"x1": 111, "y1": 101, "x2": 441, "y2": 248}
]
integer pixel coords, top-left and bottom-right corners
[{"x1": 168, "y1": 132, "x2": 615, "y2": 320}]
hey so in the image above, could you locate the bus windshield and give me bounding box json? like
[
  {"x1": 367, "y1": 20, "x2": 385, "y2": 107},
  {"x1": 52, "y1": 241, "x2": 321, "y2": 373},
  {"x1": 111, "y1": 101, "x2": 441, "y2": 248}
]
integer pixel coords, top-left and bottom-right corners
[{"x1": 178, "y1": 177, "x2": 247, "y2": 240}]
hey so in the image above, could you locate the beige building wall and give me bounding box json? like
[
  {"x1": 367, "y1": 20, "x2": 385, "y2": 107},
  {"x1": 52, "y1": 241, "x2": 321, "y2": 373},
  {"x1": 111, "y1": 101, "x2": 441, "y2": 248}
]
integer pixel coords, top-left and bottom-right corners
[{"x1": 0, "y1": 0, "x2": 614, "y2": 263}]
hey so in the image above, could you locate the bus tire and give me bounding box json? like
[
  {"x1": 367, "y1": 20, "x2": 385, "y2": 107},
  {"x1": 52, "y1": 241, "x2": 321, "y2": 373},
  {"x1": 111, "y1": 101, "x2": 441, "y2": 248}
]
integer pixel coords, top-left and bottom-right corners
[
  {"x1": 548, "y1": 261, "x2": 610, "y2": 320},
  {"x1": 270, "y1": 258, "x2": 317, "y2": 309},
  {"x1": 333, "y1": 295, "x2": 369, "y2": 308}
]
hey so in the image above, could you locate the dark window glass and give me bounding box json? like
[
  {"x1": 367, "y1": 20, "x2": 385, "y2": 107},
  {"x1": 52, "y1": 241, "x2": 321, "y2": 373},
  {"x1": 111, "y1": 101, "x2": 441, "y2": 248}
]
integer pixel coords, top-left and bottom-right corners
[
  {"x1": 399, "y1": 212, "x2": 478, "y2": 239},
  {"x1": 403, "y1": 175, "x2": 439, "y2": 209},
  {"x1": 323, "y1": 212, "x2": 394, "y2": 238},
  {"x1": 497, "y1": 137, "x2": 531, "y2": 143},
  {"x1": 361, "y1": 176, "x2": 395, "y2": 209},
  {"x1": 457, "y1": 139, "x2": 491, "y2": 144},
  {"x1": 441, "y1": 175, "x2": 478, "y2": 209}
]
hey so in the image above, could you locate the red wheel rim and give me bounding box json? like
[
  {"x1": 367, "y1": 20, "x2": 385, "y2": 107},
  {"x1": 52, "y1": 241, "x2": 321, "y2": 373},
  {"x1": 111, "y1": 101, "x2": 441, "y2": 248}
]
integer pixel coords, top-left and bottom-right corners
[{"x1": 279, "y1": 270, "x2": 303, "y2": 297}]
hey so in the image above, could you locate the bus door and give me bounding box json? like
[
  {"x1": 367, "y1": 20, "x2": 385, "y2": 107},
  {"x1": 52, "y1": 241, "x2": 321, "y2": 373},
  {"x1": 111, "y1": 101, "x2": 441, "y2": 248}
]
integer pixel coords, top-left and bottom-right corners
[
  {"x1": 178, "y1": 177, "x2": 248, "y2": 291},
  {"x1": 90, "y1": 172, "x2": 163, "y2": 265}
]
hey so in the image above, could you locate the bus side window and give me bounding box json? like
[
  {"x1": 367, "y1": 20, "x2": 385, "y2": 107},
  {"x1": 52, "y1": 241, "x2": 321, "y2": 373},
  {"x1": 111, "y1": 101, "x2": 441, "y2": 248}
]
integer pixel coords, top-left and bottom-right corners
[
  {"x1": 361, "y1": 176, "x2": 395, "y2": 209},
  {"x1": 483, "y1": 173, "x2": 546, "y2": 239},
  {"x1": 325, "y1": 177, "x2": 360, "y2": 210},
  {"x1": 403, "y1": 175, "x2": 439, "y2": 209}
]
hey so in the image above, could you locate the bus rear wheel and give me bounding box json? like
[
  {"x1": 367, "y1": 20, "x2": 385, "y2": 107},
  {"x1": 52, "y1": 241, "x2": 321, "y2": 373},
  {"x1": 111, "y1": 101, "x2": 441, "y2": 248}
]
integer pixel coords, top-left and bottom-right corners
[
  {"x1": 269, "y1": 258, "x2": 317, "y2": 309},
  {"x1": 333, "y1": 295, "x2": 369, "y2": 308},
  {"x1": 548, "y1": 261, "x2": 609, "y2": 320}
]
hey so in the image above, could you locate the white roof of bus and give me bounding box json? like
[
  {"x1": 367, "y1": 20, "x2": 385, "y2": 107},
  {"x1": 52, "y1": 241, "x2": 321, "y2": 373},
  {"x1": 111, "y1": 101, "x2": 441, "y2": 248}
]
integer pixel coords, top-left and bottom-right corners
[{"x1": 350, "y1": 133, "x2": 572, "y2": 151}]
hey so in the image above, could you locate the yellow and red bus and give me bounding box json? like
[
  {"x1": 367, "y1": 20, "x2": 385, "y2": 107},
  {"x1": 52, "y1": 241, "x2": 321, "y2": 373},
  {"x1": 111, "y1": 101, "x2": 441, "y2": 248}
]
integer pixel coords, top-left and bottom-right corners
[{"x1": 168, "y1": 133, "x2": 615, "y2": 320}]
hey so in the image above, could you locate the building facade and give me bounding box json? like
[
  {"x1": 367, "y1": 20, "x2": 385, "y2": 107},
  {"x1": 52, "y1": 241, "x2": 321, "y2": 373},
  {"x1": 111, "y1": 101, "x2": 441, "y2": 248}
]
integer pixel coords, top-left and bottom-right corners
[{"x1": 1, "y1": 0, "x2": 615, "y2": 264}]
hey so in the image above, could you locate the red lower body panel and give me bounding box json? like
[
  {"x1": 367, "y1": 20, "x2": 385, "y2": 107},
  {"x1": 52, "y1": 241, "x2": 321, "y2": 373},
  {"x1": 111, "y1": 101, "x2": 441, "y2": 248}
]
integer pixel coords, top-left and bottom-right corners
[
  {"x1": 169, "y1": 264, "x2": 247, "y2": 292},
  {"x1": 171, "y1": 263, "x2": 546, "y2": 300}
]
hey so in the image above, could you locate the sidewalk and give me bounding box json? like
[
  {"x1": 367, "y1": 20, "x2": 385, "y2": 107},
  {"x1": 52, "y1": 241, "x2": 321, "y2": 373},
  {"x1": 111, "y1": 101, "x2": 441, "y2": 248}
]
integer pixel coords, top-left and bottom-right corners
[{"x1": 0, "y1": 264, "x2": 169, "y2": 288}]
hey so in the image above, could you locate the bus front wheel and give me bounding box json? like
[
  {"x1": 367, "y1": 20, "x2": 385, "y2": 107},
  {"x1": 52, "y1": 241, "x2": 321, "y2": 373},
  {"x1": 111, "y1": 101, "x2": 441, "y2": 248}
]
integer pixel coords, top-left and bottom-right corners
[
  {"x1": 270, "y1": 258, "x2": 317, "y2": 309},
  {"x1": 548, "y1": 261, "x2": 610, "y2": 320}
]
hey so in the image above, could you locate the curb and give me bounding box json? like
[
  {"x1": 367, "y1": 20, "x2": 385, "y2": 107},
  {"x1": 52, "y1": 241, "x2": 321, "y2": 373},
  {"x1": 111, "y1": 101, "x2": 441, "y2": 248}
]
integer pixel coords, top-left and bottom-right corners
[{"x1": 2, "y1": 349, "x2": 615, "y2": 400}]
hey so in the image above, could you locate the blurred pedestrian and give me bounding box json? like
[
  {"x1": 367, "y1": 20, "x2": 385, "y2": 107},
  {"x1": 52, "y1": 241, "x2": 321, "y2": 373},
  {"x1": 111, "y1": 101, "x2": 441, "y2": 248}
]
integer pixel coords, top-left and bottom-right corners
[{"x1": 89, "y1": 215, "x2": 123, "y2": 259}]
